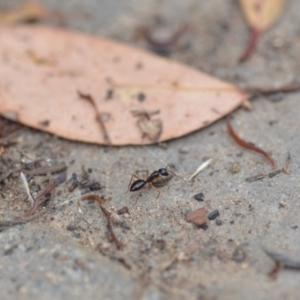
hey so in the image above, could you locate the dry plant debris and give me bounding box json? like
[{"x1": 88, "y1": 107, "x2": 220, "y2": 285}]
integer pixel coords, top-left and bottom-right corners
[
  {"x1": 227, "y1": 116, "x2": 277, "y2": 169},
  {"x1": 0, "y1": 25, "x2": 247, "y2": 145},
  {"x1": 0, "y1": 172, "x2": 66, "y2": 228},
  {"x1": 238, "y1": 0, "x2": 287, "y2": 62},
  {"x1": 81, "y1": 194, "x2": 124, "y2": 250}
]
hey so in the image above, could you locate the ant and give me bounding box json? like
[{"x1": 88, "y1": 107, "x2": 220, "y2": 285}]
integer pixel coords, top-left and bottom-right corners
[{"x1": 128, "y1": 167, "x2": 186, "y2": 199}]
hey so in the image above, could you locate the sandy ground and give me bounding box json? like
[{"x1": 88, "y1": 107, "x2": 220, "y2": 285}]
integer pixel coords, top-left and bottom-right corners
[{"x1": 1, "y1": 0, "x2": 300, "y2": 299}]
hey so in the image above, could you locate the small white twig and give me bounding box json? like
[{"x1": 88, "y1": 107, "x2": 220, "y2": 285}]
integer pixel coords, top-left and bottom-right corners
[
  {"x1": 77, "y1": 198, "x2": 83, "y2": 213},
  {"x1": 20, "y1": 172, "x2": 35, "y2": 206},
  {"x1": 189, "y1": 159, "x2": 212, "y2": 181}
]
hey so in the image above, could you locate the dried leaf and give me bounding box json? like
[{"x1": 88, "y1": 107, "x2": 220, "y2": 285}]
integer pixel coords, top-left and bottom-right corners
[
  {"x1": 239, "y1": 0, "x2": 287, "y2": 31},
  {"x1": 238, "y1": 0, "x2": 287, "y2": 62},
  {"x1": 0, "y1": 25, "x2": 247, "y2": 145}
]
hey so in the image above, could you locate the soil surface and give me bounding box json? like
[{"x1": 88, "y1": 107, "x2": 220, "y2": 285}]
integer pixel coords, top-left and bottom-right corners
[{"x1": 1, "y1": 0, "x2": 300, "y2": 299}]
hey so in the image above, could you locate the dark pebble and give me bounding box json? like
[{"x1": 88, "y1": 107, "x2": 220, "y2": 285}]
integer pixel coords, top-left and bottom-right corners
[
  {"x1": 208, "y1": 210, "x2": 219, "y2": 220},
  {"x1": 232, "y1": 247, "x2": 246, "y2": 263},
  {"x1": 194, "y1": 193, "x2": 204, "y2": 201},
  {"x1": 88, "y1": 181, "x2": 102, "y2": 191},
  {"x1": 216, "y1": 219, "x2": 223, "y2": 226},
  {"x1": 137, "y1": 92, "x2": 146, "y2": 102}
]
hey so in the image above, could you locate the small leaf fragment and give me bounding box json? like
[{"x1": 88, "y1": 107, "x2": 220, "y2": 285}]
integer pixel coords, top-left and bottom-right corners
[
  {"x1": 239, "y1": 0, "x2": 287, "y2": 31},
  {"x1": 238, "y1": 0, "x2": 287, "y2": 62}
]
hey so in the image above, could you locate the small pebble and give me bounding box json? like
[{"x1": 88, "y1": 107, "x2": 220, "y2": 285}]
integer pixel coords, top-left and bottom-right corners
[
  {"x1": 194, "y1": 192, "x2": 204, "y2": 201},
  {"x1": 230, "y1": 162, "x2": 240, "y2": 174},
  {"x1": 232, "y1": 247, "x2": 246, "y2": 263},
  {"x1": 111, "y1": 213, "x2": 122, "y2": 226},
  {"x1": 88, "y1": 181, "x2": 102, "y2": 191},
  {"x1": 179, "y1": 147, "x2": 189, "y2": 154},
  {"x1": 208, "y1": 210, "x2": 220, "y2": 220},
  {"x1": 216, "y1": 219, "x2": 223, "y2": 226},
  {"x1": 267, "y1": 92, "x2": 283, "y2": 102}
]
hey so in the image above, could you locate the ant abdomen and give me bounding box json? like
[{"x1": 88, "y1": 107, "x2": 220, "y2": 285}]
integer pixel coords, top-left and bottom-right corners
[{"x1": 130, "y1": 179, "x2": 147, "y2": 192}]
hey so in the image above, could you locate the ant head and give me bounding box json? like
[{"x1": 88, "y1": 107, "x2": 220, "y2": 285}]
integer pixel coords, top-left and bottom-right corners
[{"x1": 158, "y1": 168, "x2": 169, "y2": 176}]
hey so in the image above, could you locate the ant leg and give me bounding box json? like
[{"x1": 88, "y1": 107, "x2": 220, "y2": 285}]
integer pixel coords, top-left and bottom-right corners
[
  {"x1": 150, "y1": 183, "x2": 161, "y2": 198},
  {"x1": 132, "y1": 190, "x2": 143, "y2": 208},
  {"x1": 136, "y1": 170, "x2": 149, "y2": 180},
  {"x1": 125, "y1": 174, "x2": 140, "y2": 193},
  {"x1": 167, "y1": 169, "x2": 188, "y2": 184}
]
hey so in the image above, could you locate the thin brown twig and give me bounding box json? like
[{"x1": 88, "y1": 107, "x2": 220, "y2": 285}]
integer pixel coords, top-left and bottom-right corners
[
  {"x1": 0, "y1": 187, "x2": 56, "y2": 229},
  {"x1": 226, "y1": 116, "x2": 277, "y2": 169},
  {"x1": 22, "y1": 164, "x2": 67, "y2": 176},
  {"x1": 81, "y1": 194, "x2": 124, "y2": 250},
  {"x1": 0, "y1": 164, "x2": 66, "y2": 182},
  {"x1": 268, "y1": 261, "x2": 281, "y2": 280},
  {"x1": 22, "y1": 172, "x2": 66, "y2": 218},
  {"x1": 239, "y1": 28, "x2": 260, "y2": 63},
  {"x1": 77, "y1": 91, "x2": 111, "y2": 144},
  {"x1": 244, "y1": 82, "x2": 300, "y2": 96}
]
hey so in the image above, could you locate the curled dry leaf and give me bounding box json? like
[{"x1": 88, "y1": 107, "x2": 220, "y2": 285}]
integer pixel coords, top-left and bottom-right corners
[
  {"x1": 238, "y1": 0, "x2": 287, "y2": 62},
  {"x1": 0, "y1": 25, "x2": 247, "y2": 145}
]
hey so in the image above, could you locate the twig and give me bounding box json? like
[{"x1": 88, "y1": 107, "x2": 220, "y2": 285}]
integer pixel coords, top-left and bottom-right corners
[
  {"x1": 20, "y1": 172, "x2": 34, "y2": 206},
  {"x1": 22, "y1": 164, "x2": 67, "y2": 176},
  {"x1": 22, "y1": 172, "x2": 66, "y2": 218},
  {"x1": 245, "y1": 82, "x2": 300, "y2": 96},
  {"x1": 189, "y1": 159, "x2": 212, "y2": 182},
  {"x1": 245, "y1": 165, "x2": 287, "y2": 182},
  {"x1": 0, "y1": 164, "x2": 67, "y2": 182},
  {"x1": 282, "y1": 153, "x2": 291, "y2": 175},
  {"x1": 77, "y1": 91, "x2": 111, "y2": 144},
  {"x1": 226, "y1": 116, "x2": 277, "y2": 169},
  {"x1": 268, "y1": 261, "x2": 281, "y2": 280},
  {"x1": 239, "y1": 28, "x2": 260, "y2": 63},
  {"x1": 245, "y1": 173, "x2": 266, "y2": 182},
  {"x1": 0, "y1": 187, "x2": 56, "y2": 229},
  {"x1": 81, "y1": 194, "x2": 124, "y2": 250}
]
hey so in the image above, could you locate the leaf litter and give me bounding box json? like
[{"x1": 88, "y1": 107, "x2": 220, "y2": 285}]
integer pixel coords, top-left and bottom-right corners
[
  {"x1": 0, "y1": 2, "x2": 299, "y2": 297},
  {"x1": 238, "y1": 0, "x2": 287, "y2": 62},
  {"x1": 0, "y1": 25, "x2": 247, "y2": 145}
]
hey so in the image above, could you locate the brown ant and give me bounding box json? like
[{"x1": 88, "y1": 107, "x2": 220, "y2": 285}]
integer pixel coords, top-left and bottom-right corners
[{"x1": 128, "y1": 167, "x2": 186, "y2": 199}]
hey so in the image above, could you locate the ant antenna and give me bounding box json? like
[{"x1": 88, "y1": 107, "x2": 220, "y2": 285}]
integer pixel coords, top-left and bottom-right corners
[
  {"x1": 142, "y1": 145, "x2": 189, "y2": 184},
  {"x1": 166, "y1": 168, "x2": 189, "y2": 185},
  {"x1": 142, "y1": 145, "x2": 168, "y2": 167}
]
